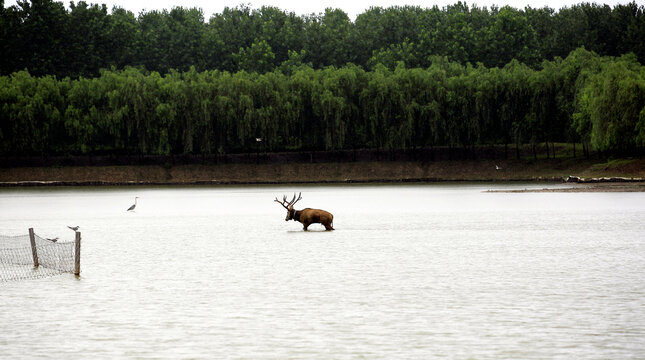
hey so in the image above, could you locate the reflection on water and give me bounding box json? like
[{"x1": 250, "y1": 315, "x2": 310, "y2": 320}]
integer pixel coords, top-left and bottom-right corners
[{"x1": 1, "y1": 184, "x2": 645, "y2": 359}]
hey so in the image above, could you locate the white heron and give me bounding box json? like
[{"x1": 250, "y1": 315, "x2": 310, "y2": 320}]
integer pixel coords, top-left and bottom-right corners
[
  {"x1": 495, "y1": 164, "x2": 502, "y2": 170},
  {"x1": 128, "y1": 197, "x2": 139, "y2": 211}
]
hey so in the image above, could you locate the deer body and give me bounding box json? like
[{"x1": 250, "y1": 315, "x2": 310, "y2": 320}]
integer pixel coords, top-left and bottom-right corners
[
  {"x1": 276, "y1": 193, "x2": 335, "y2": 231},
  {"x1": 290, "y1": 208, "x2": 334, "y2": 231}
]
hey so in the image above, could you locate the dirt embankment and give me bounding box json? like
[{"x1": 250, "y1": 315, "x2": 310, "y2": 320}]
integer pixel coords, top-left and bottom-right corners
[{"x1": 1, "y1": 157, "x2": 644, "y2": 189}]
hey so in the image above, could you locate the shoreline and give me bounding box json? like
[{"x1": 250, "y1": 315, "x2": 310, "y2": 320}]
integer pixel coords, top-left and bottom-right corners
[
  {"x1": 3, "y1": 180, "x2": 644, "y2": 193},
  {"x1": 2, "y1": 177, "x2": 644, "y2": 187},
  {"x1": 0, "y1": 177, "x2": 568, "y2": 187},
  {"x1": 487, "y1": 182, "x2": 645, "y2": 192},
  {"x1": 1, "y1": 158, "x2": 644, "y2": 190}
]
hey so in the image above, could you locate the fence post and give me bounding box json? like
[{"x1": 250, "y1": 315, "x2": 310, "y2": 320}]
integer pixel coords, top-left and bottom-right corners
[
  {"x1": 28, "y1": 227, "x2": 39, "y2": 268},
  {"x1": 74, "y1": 231, "x2": 81, "y2": 276}
]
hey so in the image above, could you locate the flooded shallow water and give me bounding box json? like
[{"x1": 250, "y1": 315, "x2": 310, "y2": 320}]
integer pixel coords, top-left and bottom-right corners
[{"x1": 1, "y1": 183, "x2": 645, "y2": 359}]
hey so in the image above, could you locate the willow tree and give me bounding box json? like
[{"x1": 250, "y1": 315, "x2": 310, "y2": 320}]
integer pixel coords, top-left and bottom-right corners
[
  {"x1": 564, "y1": 47, "x2": 604, "y2": 157},
  {"x1": 528, "y1": 60, "x2": 563, "y2": 158},
  {"x1": 497, "y1": 60, "x2": 533, "y2": 158},
  {"x1": 577, "y1": 54, "x2": 645, "y2": 154},
  {"x1": 100, "y1": 67, "x2": 163, "y2": 154},
  {"x1": 247, "y1": 71, "x2": 291, "y2": 151},
  {"x1": 360, "y1": 65, "x2": 400, "y2": 156},
  {"x1": 65, "y1": 76, "x2": 106, "y2": 153},
  {"x1": 0, "y1": 71, "x2": 69, "y2": 154},
  {"x1": 311, "y1": 66, "x2": 365, "y2": 151},
  {"x1": 286, "y1": 66, "x2": 315, "y2": 151}
]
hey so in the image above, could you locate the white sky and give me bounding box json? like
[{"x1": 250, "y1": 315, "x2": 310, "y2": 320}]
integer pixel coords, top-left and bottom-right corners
[{"x1": 3, "y1": 0, "x2": 636, "y2": 20}]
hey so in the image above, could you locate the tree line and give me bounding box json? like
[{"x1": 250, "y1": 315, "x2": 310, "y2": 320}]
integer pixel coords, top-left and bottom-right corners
[
  {"x1": 1, "y1": 0, "x2": 644, "y2": 78},
  {"x1": 1, "y1": 48, "x2": 644, "y2": 158}
]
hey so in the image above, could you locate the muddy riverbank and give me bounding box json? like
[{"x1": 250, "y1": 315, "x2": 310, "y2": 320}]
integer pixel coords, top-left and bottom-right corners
[{"x1": 1, "y1": 157, "x2": 643, "y2": 188}]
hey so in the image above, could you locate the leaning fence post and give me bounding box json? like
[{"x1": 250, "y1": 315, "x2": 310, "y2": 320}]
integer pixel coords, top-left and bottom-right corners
[
  {"x1": 28, "y1": 227, "x2": 39, "y2": 268},
  {"x1": 74, "y1": 231, "x2": 81, "y2": 276}
]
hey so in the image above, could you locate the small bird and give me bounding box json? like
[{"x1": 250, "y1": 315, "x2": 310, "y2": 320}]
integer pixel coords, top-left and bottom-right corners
[
  {"x1": 46, "y1": 237, "x2": 59, "y2": 243},
  {"x1": 67, "y1": 226, "x2": 79, "y2": 231},
  {"x1": 255, "y1": 138, "x2": 262, "y2": 142},
  {"x1": 128, "y1": 197, "x2": 139, "y2": 211},
  {"x1": 495, "y1": 164, "x2": 502, "y2": 170}
]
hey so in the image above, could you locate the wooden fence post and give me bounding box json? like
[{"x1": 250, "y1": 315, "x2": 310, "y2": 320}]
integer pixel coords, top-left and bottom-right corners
[
  {"x1": 28, "y1": 227, "x2": 39, "y2": 268},
  {"x1": 74, "y1": 231, "x2": 81, "y2": 276}
]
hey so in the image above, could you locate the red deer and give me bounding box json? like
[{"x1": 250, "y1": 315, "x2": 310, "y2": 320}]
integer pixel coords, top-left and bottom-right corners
[{"x1": 274, "y1": 192, "x2": 334, "y2": 231}]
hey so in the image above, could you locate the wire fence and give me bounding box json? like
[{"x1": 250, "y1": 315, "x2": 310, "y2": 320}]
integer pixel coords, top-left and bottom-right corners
[{"x1": 1, "y1": 230, "x2": 79, "y2": 283}]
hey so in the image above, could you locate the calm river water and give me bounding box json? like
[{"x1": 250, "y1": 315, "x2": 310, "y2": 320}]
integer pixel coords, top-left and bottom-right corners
[{"x1": 1, "y1": 184, "x2": 645, "y2": 359}]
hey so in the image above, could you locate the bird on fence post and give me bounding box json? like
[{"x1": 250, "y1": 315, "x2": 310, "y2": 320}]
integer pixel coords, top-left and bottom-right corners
[
  {"x1": 128, "y1": 197, "x2": 139, "y2": 212},
  {"x1": 68, "y1": 226, "x2": 79, "y2": 232},
  {"x1": 46, "y1": 237, "x2": 59, "y2": 242}
]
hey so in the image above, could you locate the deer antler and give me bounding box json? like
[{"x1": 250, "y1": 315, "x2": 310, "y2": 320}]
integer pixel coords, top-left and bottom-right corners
[
  {"x1": 291, "y1": 192, "x2": 302, "y2": 206},
  {"x1": 274, "y1": 195, "x2": 290, "y2": 209},
  {"x1": 274, "y1": 192, "x2": 302, "y2": 209}
]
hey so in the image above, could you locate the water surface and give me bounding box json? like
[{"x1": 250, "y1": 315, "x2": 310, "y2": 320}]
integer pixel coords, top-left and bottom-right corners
[{"x1": 1, "y1": 183, "x2": 644, "y2": 359}]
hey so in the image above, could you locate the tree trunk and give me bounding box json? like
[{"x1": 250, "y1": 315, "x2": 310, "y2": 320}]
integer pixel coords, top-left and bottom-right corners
[{"x1": 545, "y1": 141, "x2": 550, "y2": 159}]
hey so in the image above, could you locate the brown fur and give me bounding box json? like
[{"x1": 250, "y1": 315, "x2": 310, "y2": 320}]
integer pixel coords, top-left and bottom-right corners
[{"x1": 288, "y1": 208, "x2": 334, "y2": 231}]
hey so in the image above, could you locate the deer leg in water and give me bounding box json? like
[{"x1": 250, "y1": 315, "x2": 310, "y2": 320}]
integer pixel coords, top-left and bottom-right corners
[{"x1": 303, "y1": 222, "x2": 310, "y2": 231}]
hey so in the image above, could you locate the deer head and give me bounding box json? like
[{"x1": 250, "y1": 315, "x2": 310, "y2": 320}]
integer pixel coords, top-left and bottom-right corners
[{"x1": 274, "y1": 192, "x2": 302, "y2": 221}]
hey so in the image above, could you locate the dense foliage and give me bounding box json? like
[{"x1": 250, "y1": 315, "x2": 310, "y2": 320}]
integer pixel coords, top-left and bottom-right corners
[
  {"x1": 2, "y1": 48, "x2": 644, "y2": 157},
  {"x1": 1, "y1": 1, "x2": 644, "y2": 157},
  {"x1": 1, "y1": 0, "x2": 644, "y2": 77}
]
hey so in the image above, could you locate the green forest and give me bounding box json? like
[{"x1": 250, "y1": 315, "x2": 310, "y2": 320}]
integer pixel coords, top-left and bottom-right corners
[{"x1": 1, "y1": 0, "x2": 645, "y2": 158}]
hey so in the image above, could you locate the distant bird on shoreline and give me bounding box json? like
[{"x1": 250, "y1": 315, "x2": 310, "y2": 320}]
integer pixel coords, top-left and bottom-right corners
[
  {"x1": 128, "y1": 197, "x2": 139, "y2": 211},
  {"x1": 495, "y1": 164, "x2": 502, "y2": 170},
  {"x1": 67, "y1": 226, "x2": 79, "y2": 231}
]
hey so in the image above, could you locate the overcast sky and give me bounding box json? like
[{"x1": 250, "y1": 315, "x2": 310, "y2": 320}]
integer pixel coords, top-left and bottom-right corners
[{"x1": 3, "y1": 0, "x2": 635, "y2": 20}]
